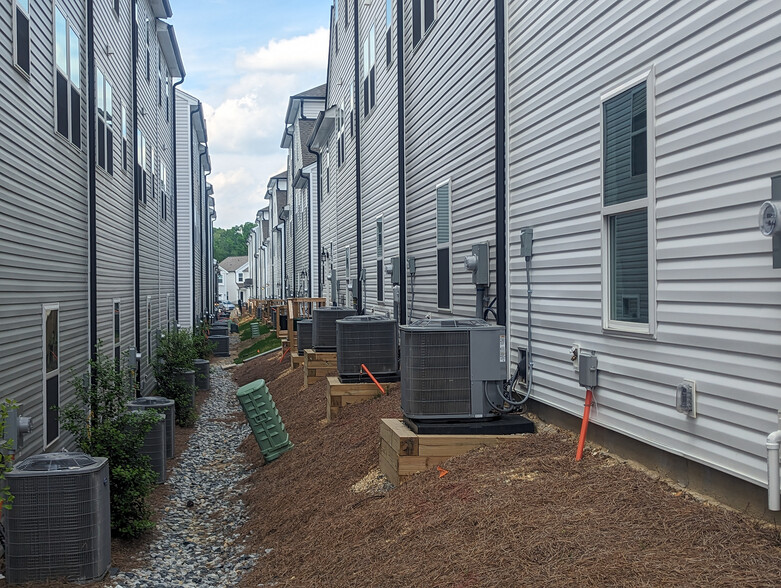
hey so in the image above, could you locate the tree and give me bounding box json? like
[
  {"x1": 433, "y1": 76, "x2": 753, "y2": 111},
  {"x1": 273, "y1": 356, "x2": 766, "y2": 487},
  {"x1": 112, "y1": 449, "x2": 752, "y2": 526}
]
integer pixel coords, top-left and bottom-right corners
[{"x1": 213, "y1": 221, "x2": 256, "y2": 262}]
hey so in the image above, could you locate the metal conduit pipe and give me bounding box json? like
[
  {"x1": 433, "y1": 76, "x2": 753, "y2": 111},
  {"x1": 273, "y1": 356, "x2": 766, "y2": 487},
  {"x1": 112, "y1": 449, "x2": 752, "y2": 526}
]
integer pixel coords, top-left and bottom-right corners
[{"x1": 767, "y1": 418, "x2": 781, "y2": 511}]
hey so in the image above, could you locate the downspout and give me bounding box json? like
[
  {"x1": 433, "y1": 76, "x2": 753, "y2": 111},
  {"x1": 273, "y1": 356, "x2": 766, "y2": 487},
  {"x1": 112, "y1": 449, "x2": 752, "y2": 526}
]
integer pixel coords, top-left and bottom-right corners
[
  {"x1": 203, "y1": 168, "x2": 211, "y2": 319},
  {"x1": 767, "y1": 413, "x2": 781, "y2": 511},
  {"x1": 353, "y1": 0, "x2": 363, "y2": 314},
  {"x1": 396, "y1": 0, "x2": 406, "y2": 324},
  {"x1": 317, "y1": 154, "x2": 323, "y2": 297},
  {"x1": 495, "y1": 0, "x2": 507, "y2": 327},
  {"x1": 132, "y1": 0, "x2": 141, "y2": 363},
  {"x1": 172, "y1": 77, "x2": 185, "y2": 322},
  {"x1": 87, "y1": 0, "x2": 97, "y2": 362}
]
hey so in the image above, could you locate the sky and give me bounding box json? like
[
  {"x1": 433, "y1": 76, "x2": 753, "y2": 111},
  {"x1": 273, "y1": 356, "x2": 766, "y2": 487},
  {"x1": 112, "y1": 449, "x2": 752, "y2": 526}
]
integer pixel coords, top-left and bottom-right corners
[{"x1": 170, "y1": 0, "x2": 331, "y2": 229}]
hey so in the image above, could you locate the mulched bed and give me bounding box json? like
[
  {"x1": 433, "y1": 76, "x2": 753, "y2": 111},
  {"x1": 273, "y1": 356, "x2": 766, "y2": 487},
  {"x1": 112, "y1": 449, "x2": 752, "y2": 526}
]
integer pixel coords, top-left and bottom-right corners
[{"x1": 233, "y1": 352, "x2": 781, "y2": 588}]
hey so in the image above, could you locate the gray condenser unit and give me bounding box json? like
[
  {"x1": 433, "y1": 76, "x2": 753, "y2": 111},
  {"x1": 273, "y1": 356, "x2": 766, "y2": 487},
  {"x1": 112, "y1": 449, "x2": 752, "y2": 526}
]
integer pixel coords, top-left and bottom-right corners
[
  {"x1": 5, "y1": 452, "x2": 111, "y2": 585},
  {"x1": 401, "y1": 319, "x2": 507, "y2": 421},
  {"x1": 128, "y1": 396, "x2": 175, "y2": 459},
  {"x1": 297, "y1": 319, "x2": 313, "y2": 353},
  {"x1": 128, "y1": 405, "x2": 167, "y2": 484},
  {"x1": 312, "y1": 306, "x2": 357, "y2": 351},
  {"x1": 336, "y1": 315, "x2": 399, "y2": 380}
]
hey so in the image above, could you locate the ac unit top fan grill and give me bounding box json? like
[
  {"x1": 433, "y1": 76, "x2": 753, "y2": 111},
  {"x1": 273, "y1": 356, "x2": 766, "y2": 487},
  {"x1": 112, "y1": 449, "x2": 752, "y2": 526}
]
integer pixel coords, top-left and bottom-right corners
[
  {"x1": 6, "y1": 452, "x2": 111, "y2": 585},
  {"x1": 312, "y1": 306, "x2": 356, "y2": 351},
  {"x1": 336, "y1": 315, "x2": 398, "y2": 380},
  {"x1": 297, "y1": 319, "x2": 313, "y2": 353},
  {"x1": 400, "y1": 318, "x2": 507, "y2": 421}
]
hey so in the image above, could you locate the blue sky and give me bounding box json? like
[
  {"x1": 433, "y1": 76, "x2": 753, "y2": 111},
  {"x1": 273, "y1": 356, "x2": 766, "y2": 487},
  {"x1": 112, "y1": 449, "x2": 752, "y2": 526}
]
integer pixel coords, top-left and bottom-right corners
[{"x1": 170, "y1": 1, "x2": 331, "y2": 228}]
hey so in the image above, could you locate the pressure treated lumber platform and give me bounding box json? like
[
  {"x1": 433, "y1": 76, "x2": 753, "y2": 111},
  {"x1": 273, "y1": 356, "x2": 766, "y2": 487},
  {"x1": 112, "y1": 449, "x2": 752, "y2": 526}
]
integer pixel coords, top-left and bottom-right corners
[
  {"x1": 303, "y1": 349, "x2": 338, "y2": 387},
  {"x1": 379, "y1": 418, "x2": 531, "y2": 486},
  {"x1": 290, "y1": 351, "x2": 305, "y2": 369},
  {"x1": 326, "y1": 377, "x2": 382, "y2": 421}
]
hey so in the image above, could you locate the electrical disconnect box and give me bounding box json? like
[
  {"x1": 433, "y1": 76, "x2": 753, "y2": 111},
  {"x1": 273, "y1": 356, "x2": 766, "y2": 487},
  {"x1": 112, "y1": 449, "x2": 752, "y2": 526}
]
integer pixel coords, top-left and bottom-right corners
[
  {"x1": 390, "y1": 257, "x2": 401, "y2": 285},
  {"x1": 408, "y1": 256, "x2": 417, "y2": 276},
  {"x1": 676, "y1": 379, "x2": 697, "y2": 418},
  {"x1": 520, "y1": 227, "x2": 534, "y2": 258},
  {"x1": 578, "y1": 350, "x2": 598, "y2": 389},
  {"x1": 464, "y1": 243, "x2": 490, "y2": 286}
]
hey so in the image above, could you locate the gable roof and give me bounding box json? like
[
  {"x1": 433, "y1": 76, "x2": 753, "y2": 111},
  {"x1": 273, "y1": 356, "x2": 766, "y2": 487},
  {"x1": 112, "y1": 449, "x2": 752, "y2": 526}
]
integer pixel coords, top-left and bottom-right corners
[
  {"x1": 294, "y1": 84, "x2": 327, "y2": 99},
  {"x1": 219, "y1": 256, "x2": 248, "y2": 272}
]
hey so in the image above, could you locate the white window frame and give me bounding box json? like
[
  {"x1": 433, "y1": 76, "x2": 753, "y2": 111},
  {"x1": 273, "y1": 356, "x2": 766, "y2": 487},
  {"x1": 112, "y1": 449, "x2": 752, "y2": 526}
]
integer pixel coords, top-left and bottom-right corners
[
  {"x1": 436, "y1": 179, "x2": 452, "y2": 312},
  {"x1": 13, "y1": 0, "x2": 31, "y2": 78},
  {"x1": 413, "y1": 0, "x2": 438, "y2": 49},
  {"x1": 42, "y1": 303, "x2": 60, "y2": 449},
  {"x1": 600, "y1": 69, "x2": 657, "y2": 336},
  {"x1": 97, "y1": 69, "x2": 114, "y2": 174}
]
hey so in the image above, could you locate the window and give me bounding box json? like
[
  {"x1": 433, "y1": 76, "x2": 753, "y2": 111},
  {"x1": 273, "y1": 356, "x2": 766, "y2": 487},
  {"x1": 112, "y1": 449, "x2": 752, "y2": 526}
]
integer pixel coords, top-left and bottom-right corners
[
  {"x1": 413, "y1": 0, "x2": 436, "y2": 47},
  {"x1": 146, "y1": 297, "x2": 152, "y2": 362},
  {"x1": 601, "y1": 78, "x2": 654, "y2": 333},
  {"x1": 157, "y1": 51, "x2": 163, "y2": 107},
  {"x1": 334, "y1": 0, "x2": 339, "y2": 53},
  {"x1": 97, "y1": 70, "x2": 114, "y2": 174},
  {"x1": 165, "y1": 74, "x2": 170, "y2": 122},
  {"x1": 343, "y1": 0, "x2": 347, "y2": 27},
  {"x1": 218, "y1": 273, "x2": 224, "y2": 284},
  {"x1": 13, "y1": 0, "x2": 30, "y2": 76},
  {"x1": 345, "y1": 246, "x2": 351, "y2": 283},
  {"x1": 113, "y1": 300, "x2": 121, "y2": 367},
  {"x1": 376, "y1": 217, "x2": 384, "y2": 301},
  {"x1": 337, "y1": 101, "x2": 345, "y2": 166},
  {"x1": 349, "y1": 82, "x2": 355, "y2": 137},
  {"x1": 160, "y1": 158, "x2": 167, "y2": 219},
  {"x1": 362, "y1": 27, "x2": 376, "y2": 116},
  {"x1": 386, "y1": 0, "x2": 393, "y2": 67},
  {"x1": 436, "y1": 180, "x2": 451, "y2": 310},
  {"x1": 121, "y1": 102, "x2": 128, "y2": 171},
  {"x1": 55, "y1": 7, "x2": 82, "y2": 147},
  {"x1": 151, "y1": 143, "x2": 157, "y2": 200},
  {"x1": 238, "y1": 272, "x2": 244, "y2": 282},
  {"x1": 136, "y1": 128, "x2": 147, "y2": 202},
  {"x1": 325, "y1": 145, "x2": 330, "y2": 192},
  {"x1": 114, "y1": 0, "x2": 120, "y2": 15},
  {"x1": 43, "y1": 305, "x2": 60, "y2": 447}
]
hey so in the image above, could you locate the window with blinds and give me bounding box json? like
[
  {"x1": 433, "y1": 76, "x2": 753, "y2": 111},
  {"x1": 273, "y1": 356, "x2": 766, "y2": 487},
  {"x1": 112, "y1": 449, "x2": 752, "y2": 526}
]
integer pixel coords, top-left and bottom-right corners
[
  {"x1": 436, "y1": 181, "x2": 451, "y2": 310},
  {"x1": 376, "y1": 217, "x2": 384, "y2": 301},
  {"x1": 602, "y1": 80, "x2": 652, "y2": 331}
]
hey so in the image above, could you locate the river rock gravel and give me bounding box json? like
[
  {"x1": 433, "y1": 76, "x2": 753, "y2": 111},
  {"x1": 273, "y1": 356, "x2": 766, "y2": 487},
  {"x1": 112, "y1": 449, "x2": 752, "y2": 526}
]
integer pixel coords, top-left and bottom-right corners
[{"x1": 109, "y1": 367, "x2": 259, "y2": 588}]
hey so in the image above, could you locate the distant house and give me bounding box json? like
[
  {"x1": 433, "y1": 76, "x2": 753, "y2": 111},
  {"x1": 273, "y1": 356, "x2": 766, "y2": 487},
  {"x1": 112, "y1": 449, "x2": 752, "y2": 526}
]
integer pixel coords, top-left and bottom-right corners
[
  {"x1": 218, "y1": 256, "x2": 249, "y2": 304},
  {"x1": 264, "y1": 172, "x2": 289, "y2": 298}
]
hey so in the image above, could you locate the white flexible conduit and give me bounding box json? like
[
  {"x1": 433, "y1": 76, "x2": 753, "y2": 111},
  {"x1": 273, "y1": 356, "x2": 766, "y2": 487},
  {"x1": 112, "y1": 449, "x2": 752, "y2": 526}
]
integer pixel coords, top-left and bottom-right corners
[{"x1": 767, "y1": 420, "x2": 781, "y2": 511}]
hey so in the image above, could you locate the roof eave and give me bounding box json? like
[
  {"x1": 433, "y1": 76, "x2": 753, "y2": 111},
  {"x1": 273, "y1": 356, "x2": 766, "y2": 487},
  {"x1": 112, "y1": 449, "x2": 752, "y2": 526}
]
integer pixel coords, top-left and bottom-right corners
[
  {"x1": 150, "y1": 0, "x2": 173, "y2": 19},
  {"x1": 155, "y1": 21, "x2": 185, "y2": 78},
  {"x1": 309, "y1": 106, "x2": 336, "y2": 152}
]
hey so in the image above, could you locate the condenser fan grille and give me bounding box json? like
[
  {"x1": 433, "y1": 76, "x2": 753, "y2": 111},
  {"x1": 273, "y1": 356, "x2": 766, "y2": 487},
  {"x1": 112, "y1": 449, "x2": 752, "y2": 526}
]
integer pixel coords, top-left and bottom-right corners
[
  {"x1": 312, "y1": 307, "x2": 356, "y2": 351},
  {"x1": 337, "y1": 317, "x2": 398, "y2": 378},
  {"x1": 297, "y1": 320, "x2": 313, "y2": 353},
  {"x1": 401, "y1": 329, "x2": 471, "y2": 416}
]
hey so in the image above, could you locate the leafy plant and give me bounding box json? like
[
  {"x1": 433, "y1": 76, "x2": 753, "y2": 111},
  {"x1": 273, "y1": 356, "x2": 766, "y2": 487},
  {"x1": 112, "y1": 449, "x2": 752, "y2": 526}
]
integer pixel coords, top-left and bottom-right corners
[
  {"x1": 193, "y1": 322, "x2": 216, "y2": 359},
  {"x1": 60, "y1": 346, "x2": 158, "y2": 538},
  {"x1": 0, "y1": 400, "x2": 18, "y2": 510},
  {"x1": 154, "y1": 328, "x2": 197, "y2": 427}
]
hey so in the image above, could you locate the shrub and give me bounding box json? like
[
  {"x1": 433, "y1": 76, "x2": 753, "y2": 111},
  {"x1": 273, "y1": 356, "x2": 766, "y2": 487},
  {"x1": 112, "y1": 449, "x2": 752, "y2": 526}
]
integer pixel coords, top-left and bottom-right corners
[
  {"x1": 154, "y1": 328, "x2": 197, "y2": 427},
  {"x1": 60, "y1": 347, "x2": 158, "y2": 538},
  {"x1": 0, "y1": 400, "x2": 18, "y2": 510},
  {"x1": 192, "y1": 321, "x2": 215, "y2": 359}
]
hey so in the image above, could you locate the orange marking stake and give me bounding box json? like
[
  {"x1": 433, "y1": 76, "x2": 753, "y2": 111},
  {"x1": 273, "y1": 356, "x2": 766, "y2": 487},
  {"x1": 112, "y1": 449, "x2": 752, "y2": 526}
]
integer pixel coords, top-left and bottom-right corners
[
  {"x1": 575, "y1": 388, "x2": 593, "y2": 461},
  {"x1": 279, "y1": 347, "x2": 290, "y2": 363},
  {"x1": 360, "y1": 364, "x2": 386, "y2": 395},
  {"x1": 437, "y1": 466, "x2": 449, "y2": 478}
]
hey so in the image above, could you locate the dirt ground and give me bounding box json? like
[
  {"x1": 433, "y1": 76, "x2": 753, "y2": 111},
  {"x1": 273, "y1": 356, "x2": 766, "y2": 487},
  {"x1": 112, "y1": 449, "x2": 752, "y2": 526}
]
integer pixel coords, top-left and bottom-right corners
[{"x1": 233, "y1": 353, "x2": 781, "y2": 588}]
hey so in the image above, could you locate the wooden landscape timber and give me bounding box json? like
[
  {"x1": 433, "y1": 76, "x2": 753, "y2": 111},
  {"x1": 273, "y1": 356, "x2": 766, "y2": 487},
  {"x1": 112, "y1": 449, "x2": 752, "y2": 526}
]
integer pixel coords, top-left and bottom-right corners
[
  {"x1": 290, "y1": 351, "x2": 305, "y2": 369},
  {"x1": 326, "y1": 376, "x2": 381, "y2": 421},
  {"x1": 379, "y1": 418, "x2": 522, "y2": 486},
  {"x1": 303, "y1": 349, "x2": 337, "y2": 387}
]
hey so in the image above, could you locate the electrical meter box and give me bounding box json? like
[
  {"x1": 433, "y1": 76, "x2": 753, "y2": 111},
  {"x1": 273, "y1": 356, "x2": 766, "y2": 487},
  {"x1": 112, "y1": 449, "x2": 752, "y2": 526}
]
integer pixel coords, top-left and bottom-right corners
[
  {"x1": 578, "y1": 350, "x2": 598, "y2": 388},
  {"x1": 469, "y1": 243, "x2": 489, "y2": 286}
]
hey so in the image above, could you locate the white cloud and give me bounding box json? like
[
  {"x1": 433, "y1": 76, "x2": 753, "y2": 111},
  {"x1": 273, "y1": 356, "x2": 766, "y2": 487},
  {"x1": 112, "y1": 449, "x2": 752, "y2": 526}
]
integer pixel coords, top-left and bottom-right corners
[
  {"x1": 200, "y1": 28, "x2": 328, "y2": 228},
  {"x1": 236, "y1": 28, "x2": 329, "y2": 73}
]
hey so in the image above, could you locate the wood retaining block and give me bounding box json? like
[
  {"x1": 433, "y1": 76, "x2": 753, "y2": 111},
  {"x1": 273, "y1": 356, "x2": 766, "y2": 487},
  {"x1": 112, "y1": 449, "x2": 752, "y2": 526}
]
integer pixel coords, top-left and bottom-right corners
[
  {"x1": 326, "y1": 377, "x2": 381, "y2": 421},
  {"x1": 290, "y1": 351, "x2": 305, "y2": 369},
  {"x1": 303, "y1": 349, "x2": 338, "y2": 387},
  {"x1": 379, "y1": 418, "x2": 526, "y2": 486}
]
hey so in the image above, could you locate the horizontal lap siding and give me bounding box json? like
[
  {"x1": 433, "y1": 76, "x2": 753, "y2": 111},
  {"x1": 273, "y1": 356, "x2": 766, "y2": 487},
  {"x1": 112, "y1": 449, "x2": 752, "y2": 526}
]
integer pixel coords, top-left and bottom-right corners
[
  {"x1": 507, "y1": 0, "x2": 781, "y2": 486},
  {"x1": 175, "y1": 91, "x2": 195, "y2": 327},
  {"x1": 0, "y1": 0, "x2": 88, "y2": 455},
  {"x1": 95, "y1": 1, "x2": 135, "y2": 361},
  {"x1": 360, "y1": 0, "x2": 399, "y2": 317},
  {"x1": 404, "y1": 0, "x2": 497, "y2": 320}
]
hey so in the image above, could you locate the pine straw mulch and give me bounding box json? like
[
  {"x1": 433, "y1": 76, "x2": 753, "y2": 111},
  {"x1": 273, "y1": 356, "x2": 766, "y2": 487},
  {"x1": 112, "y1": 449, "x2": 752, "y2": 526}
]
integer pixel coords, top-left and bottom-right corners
[{"x1": 232, "y1": 353, "x2": 781, "y2": 587}]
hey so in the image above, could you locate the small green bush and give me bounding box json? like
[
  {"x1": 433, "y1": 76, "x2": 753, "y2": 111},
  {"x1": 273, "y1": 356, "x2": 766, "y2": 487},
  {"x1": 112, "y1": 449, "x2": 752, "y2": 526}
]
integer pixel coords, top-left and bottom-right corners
[
  {"x1": 60, "y1": 347, "x2": 158, "y2": 539},
  {"x1": 154, "y1": 329, "x2": 197, "y2": 427},
  {"x1": 0, "y1": 400, "x2": 18, "y2": 510},
  {"x1": 193, "y1": 322, "x2": 216, "y2": 359}
]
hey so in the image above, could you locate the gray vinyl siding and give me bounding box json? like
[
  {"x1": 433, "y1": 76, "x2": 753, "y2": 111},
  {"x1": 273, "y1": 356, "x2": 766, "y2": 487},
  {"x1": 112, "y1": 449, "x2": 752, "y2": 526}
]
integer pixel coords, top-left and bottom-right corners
[
  {"x1": 306, "y1": 163, "x2": 319, "y2": 295},
  {"x1": 323, "y1": 1, "x2": 358, "y2": 307},
  {"x1": 506, "y1": 0, "x2": 781, "y2": 487},
  {"x1": 94, "y1": 0, "x2": 135, "y2": 363},
  {"x1": 0, "y1": 0, "x2": 88, "y2": 455},
  {"x1": 175, "y1": 90, "x2": 194, "y2": 327},
  {"x1": 403, "y1": 0, "x2": 498, "y2": 320},
  {"x1": 359, "y1": 0, "x2": 399, "y2": 316},
  {"x1": 302, "y1": 100, "x2": 322, "y2": 119}
]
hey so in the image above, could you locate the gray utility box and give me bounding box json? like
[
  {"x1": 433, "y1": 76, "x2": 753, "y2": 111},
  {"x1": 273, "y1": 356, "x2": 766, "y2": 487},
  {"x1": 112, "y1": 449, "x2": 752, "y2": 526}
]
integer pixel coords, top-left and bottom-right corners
[
  {"x1": 5, "y1": 453, "x2": 111, "y2": 585},
  {"x1": 401, "y1": 319, "x2": 507, "y2": 421},
  {"x1": 578, "y1": 350, "x2": 598, "y2": 389}
]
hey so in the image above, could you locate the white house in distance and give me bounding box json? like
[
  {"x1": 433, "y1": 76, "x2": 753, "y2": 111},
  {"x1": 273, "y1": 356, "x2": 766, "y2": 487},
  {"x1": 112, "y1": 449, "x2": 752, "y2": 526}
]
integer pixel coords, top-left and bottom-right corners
[{"x1": 218, "y1": 256, "x2": 249, "y2": 304}]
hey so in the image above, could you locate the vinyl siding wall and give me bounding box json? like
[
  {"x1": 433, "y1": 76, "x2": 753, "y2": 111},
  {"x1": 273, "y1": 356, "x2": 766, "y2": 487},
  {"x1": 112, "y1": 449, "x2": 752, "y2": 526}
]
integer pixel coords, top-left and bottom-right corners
[
  {"x1": 359, "y1": 0, "x2": 399, "y2": 317},
  {"x1": 506, "y1": 0, "x2": 781, "y2": 487},
  {"x1": 0, "y1": 0, "x2": 89, "y2": 455},
  {"x1": 175, "y1": 91, "x2": 195, "y2": 327},
  {"x1": 403, "y1": 0, "x2": 498, "y2": 320}
]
